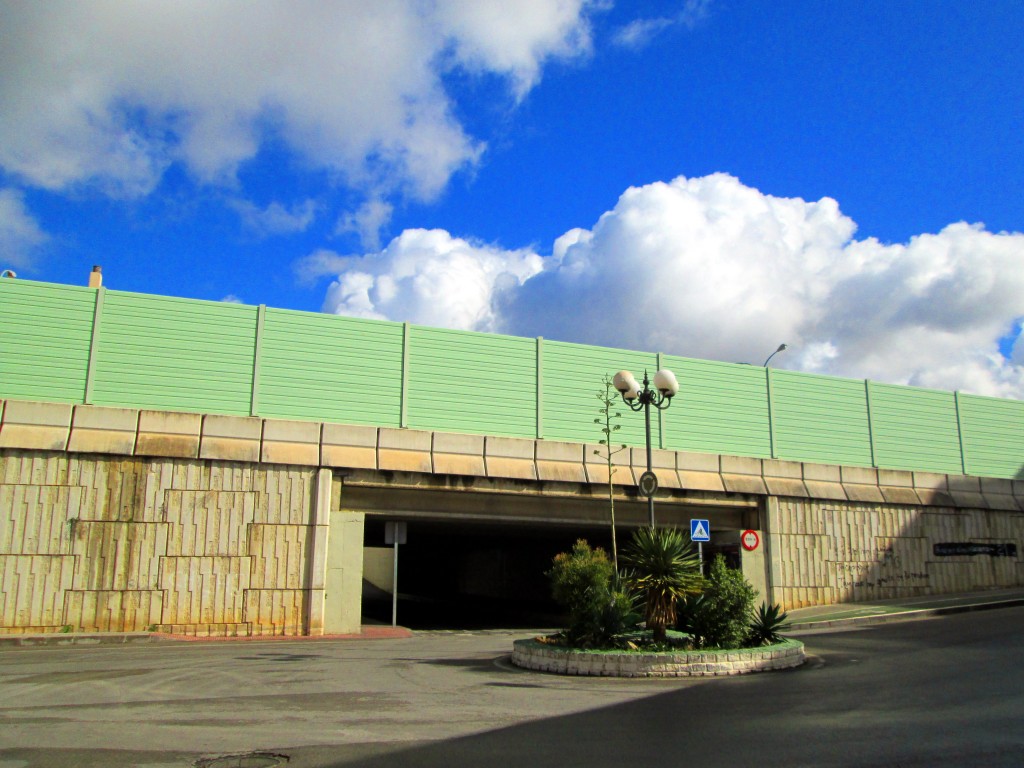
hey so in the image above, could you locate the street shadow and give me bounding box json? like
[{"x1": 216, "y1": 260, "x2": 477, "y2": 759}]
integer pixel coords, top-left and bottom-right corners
[{"x1": 311, "y1": 613, "x2": 1024, "y2": 768}]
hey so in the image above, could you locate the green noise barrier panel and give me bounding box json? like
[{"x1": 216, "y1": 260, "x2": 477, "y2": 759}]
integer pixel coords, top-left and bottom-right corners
[
  {"x1": 541, "y1": 340, "x2": 658, "y2": 448},
  {"x1": 1, "y1": 277, "x2": 1023, "y2": 479},
  {"x1": 661, "y1": 356, "x2": 772, "y2": 459},
  {"x1": 770, "y1": 370, "x2": 874, "y2": 467},
  {"x1": 258, "y1": 307, "x2": 404, "y2": 426},
  {"x1": 89, "y1": 290, "x2": 257, "y2": 415},
  {"x1": 406, "y1": 326, "x2": 537, "y2": 437},
  {"x1": 0, "y1": 280, "x2": 95, "y2": 404},
  {"x1": 867, "y1": 382, "x2": 964, "y2": 475}
]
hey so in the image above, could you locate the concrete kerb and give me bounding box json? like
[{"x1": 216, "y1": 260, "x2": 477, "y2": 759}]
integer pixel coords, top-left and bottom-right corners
[
  {"x1": 0, "y1": 626, "x2": 414, "y2": 648},
  {"x1": 788, "y1": 596, "x2": 1024, "y2": 632},
  {"x1": 511, "y1": 637, "x2": 806, "y2": 677}
]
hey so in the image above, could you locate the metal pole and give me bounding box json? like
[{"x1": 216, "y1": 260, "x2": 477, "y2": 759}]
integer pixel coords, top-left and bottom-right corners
[
  {"x1": 644, "y1": 392, "x2": 654, "y2": 528},
  {"x1": 392, "y1": 540, "x2": 399, "y2": 627},
  {"x1": 698, "y1": 542, "x2": 703, "y2": 575}
]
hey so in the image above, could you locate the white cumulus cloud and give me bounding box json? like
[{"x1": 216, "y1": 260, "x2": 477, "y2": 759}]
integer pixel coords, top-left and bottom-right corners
[
  {"x1": 0, "y1": 1, "x2": 597, "y2": 201},
  {"x1": 311, "y1": 229, "x2": 544, "y2": 332},
  {"x1": 312, "y1": 173, "x2": 1024, "y2": 398},
  {"x1": 0, "y1": 188, "x2": 48, "y2": 269}
]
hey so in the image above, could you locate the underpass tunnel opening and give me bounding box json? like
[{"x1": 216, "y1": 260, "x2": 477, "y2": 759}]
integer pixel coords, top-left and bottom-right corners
[
  {"x1": 361, "y1": 517, "x2": 617, "y2": 629},
  {"x1": 358, "y1": 511, "x2": 759, "y2": 630}
]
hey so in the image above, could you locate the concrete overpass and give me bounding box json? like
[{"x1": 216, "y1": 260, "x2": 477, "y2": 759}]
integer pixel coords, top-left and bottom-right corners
[{"x1": 1, "y1": 273, "x2": 1022, "y2": 636}]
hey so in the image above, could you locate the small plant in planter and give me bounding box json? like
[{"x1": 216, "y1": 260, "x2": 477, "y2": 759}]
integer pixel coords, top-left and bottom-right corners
[{"x1": 747, "y1": 602, "x2": 792, "y2": 646}]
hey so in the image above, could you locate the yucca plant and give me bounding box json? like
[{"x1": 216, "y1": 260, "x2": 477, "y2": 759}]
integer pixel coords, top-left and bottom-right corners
[
  {"x1": 747, "y1": 602, "x2": 792, "y2": 646},
  {"x1": 621, "y1": 526, "x2": 704, "y2": 642}
]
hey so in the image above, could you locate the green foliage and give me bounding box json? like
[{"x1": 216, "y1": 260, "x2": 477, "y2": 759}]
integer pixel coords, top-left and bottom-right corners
[
  {"x1": 747, "y1": 602, "x2": 792, "y2": 646},
  {"x1": 678, "y1": 554, "x2": 757, "y2": 649},
  {"x1": 622, "y1": 527, "x2": 704, "y2": 642},
  {"x1": 547, "y1": 540, "x2": 637, "y2": 648}
]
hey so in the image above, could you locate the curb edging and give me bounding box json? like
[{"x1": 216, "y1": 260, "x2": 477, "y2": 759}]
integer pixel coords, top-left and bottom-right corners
[{"x1": 511, "y1": 637, "x2": 805, "y2": 677}]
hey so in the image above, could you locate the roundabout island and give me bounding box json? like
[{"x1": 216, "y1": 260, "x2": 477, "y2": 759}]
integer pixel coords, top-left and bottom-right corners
[{"x1": 511, "y1": 636, "x2": 805, "y2": 678}]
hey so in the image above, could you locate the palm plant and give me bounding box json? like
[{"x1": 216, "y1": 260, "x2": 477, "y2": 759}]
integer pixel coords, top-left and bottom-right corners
[
  {"x1": 621, "y1": 526, "x2": 704, "y2": 642},
  {"x1": 747, "y1": 602, "x2": 792, "y2": 646}
]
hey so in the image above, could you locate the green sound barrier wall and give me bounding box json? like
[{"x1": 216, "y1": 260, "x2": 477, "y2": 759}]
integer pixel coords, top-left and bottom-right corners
[{"x1": 2, "y1": 278, "x2": 1023, "y2": 479}]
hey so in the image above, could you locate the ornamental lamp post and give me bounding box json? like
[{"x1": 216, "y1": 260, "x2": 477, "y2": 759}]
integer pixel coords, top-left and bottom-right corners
[{"x1": 612, "y1": 368, "x2": 678, "y2": 527}]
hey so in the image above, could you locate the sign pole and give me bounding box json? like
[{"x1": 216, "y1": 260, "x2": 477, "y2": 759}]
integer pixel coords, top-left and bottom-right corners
[
  {"x1": 698, "y1": 542, "x2": 703, "y2": 575},
  {"x1": 392, "y1": 539, "x2": 399, "y2": 628}
]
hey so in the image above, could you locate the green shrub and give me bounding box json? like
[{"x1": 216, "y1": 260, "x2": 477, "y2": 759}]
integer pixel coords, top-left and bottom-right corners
[
  {"x1": 678, "y1": 554, "x2": 757, "y2": 649},
  {"x1": 747, "y1": 602, "x2": 792, "y2": 646},
  {"x1": 547, "y1": 540, "x2": 637, "y2": 648}
]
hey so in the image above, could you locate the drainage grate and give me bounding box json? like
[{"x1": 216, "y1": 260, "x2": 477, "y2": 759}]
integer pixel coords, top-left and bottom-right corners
[{"x1": 194, "y1": 752, "x2": 289, "y2": 768}]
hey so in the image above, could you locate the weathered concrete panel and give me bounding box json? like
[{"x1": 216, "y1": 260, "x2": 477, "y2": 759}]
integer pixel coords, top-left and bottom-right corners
[
  {"x1": 243, "y1": 588, "x2": 310, "y2": 636},
  {"x1": 0, "y1": 400, "x2": 72, "y2": 451},
  {"x1": 484, "y1": 436, "x2": 536, "y2": 481},
  {"x1": 248, "y1": 524, "x2": 308, "y2": 589},
  {"x1": 136, "y1": 411, "x2": 201, "y2": 459},
  {"x1": 0, "y1": 452, "x2": 320, "y2": 637},
  {"x1": 67, "y1": 405, "x2": 138, "y2": 455},
  {"x1": 261, "y1": 419, "x2": 320, "y2": 467},
  {"x1": 536, "y1": 440, "x2": 587, "y2": 483},
  {"x1": 378, "y1": 428, "x2": 432, "y2": 473},
  {"x1": 432, "y1": 432, "x2": 486, "y2": 477},
  {"x1": 164, "y1": 490, "x2": 256, "y2": 556},
  {"x1": 0, "y1": 555, "x2": 76, "y2": 628},
  {"x1": 159, "y1": 556, "x2": 251, "y2": 625},
  {"x1": 66, "y1": 589, "x2": 164, "y2": 632},
  {"x1": 199, "y1": 414, "x2": 262, "y2": 463},
  {"x1": 321, "y1": 423, "x2": 378, "y2": 469},
  {"x1": 72, "y1": 520, "x2": 166, "y2": 591}
]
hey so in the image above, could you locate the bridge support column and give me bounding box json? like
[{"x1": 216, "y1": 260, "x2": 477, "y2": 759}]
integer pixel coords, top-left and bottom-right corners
[{"x1": 314, "y1": 470, "x2": 365, "y2": 635}]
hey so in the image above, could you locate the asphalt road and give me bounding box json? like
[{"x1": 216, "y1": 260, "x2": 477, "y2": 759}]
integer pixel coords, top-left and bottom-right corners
[{"x1": 2, "y1": 607, "x2": 1023, "y2": 767}]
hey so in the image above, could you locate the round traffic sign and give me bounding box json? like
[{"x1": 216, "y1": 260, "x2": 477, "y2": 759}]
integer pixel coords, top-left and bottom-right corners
[
  {"x1": 637, "y1": 470, "x2": 658, "y2": 497},
  {"x1": 741, "y1": 529, "x2": 760, "y2": 551}
]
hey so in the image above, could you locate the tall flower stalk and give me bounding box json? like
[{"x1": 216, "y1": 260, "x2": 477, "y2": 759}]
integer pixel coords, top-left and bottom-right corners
[{"x1": 594, "y1": 374, "x2": 627, "y2": 571}]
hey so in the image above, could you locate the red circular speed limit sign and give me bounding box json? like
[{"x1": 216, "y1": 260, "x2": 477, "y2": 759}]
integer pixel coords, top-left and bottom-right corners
[{"x1": 741, "y1": 530, "x2": 760, "y2": 551}]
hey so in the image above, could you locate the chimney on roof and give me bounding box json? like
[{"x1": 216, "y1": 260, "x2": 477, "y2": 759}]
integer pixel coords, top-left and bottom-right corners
[{"x1": 88, "y1": 265, "x2": 102, "y2": 288}]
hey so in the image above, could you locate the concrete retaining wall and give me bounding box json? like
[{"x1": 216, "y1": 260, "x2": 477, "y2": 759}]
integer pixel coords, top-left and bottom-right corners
[
  {"x1": 769, "y1": 497, "x2": 1024, "y2": 608},
  {"x1": 0, "y1": 450, "x2": 332, "y2": 637},
  {"x1": 511, "y1": 638, "x2": 806, "y2": 677}
]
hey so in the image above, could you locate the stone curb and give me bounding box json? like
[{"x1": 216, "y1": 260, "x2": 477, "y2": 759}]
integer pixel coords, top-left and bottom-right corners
[
  {"x1": 0, "y1": 626, "x2": 414, "y2": 648},
  {"x1": 788, "y1": 597, "x2": 1024, "y2": 631},
  {"x1": 511, "y1": 637, "x2": 805, "y2": 677}
]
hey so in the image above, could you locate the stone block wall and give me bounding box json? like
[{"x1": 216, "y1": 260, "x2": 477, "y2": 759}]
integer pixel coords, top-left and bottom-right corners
[
  {"x1": 0, "y1": 450, "x2": 317, "y2": 636},
  {"x1": 769, "y1": 497, "x2": 1024, "y2": 608}
]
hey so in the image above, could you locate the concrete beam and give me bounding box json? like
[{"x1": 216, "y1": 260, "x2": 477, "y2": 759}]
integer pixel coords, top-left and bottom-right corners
[
  {"x1": 484, "y1": 436, "x2": 536, "y2": 481},
  {"x1": 67, "y1": 405, "x2": 138, "y2": 455},
  {"x1": 378, "y1": 428, "x2": 432, "y2": 473},
  {"x1": 0, "y1": 400, "x2": 72, "y2": 451},
  {"x1": 200, "y1": 414, "x2": 262, "y2": 463},
  {"x1": 261, "y1": 419, "x2": 320, "y2": 466},
  {"x1": 321, "y1": 423, "x2": 378, "y2": 470},
  {"x1": 135, "y1": 410, "x2": 201, "y2": 459}
]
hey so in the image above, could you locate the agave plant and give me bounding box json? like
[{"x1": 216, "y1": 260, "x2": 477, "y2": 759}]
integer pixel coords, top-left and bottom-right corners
[
  {"x1": 747, "y1": 602, "x2": 792, "y2": 646},
  {"x1": 621, "y1": 526, "x2": 704, "y2": 642}
]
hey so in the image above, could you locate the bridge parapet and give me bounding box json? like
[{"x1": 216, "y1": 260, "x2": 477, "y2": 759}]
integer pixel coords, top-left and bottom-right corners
[{"x1": 2, "y1": 398, "x2": 1020, "y2": 512}]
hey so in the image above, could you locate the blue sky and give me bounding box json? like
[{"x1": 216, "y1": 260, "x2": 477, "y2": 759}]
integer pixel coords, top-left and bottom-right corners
[{"x1": 2, "y1": 1, "x2": 1024, "y2": 397}]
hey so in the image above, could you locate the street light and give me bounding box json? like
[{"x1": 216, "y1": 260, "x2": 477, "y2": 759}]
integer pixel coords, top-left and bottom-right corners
[
  {"x1": 612, "y1": 368, "x2": 678, "y2": 527},
  {"x1": 763, "y1": 343, "x2": 787, "y2": 367}
]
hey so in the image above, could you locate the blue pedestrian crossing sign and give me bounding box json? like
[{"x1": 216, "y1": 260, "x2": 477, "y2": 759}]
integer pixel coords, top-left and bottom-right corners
[{"x1": 690, "y1": 519, "x2": 711, "y2": 542}]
